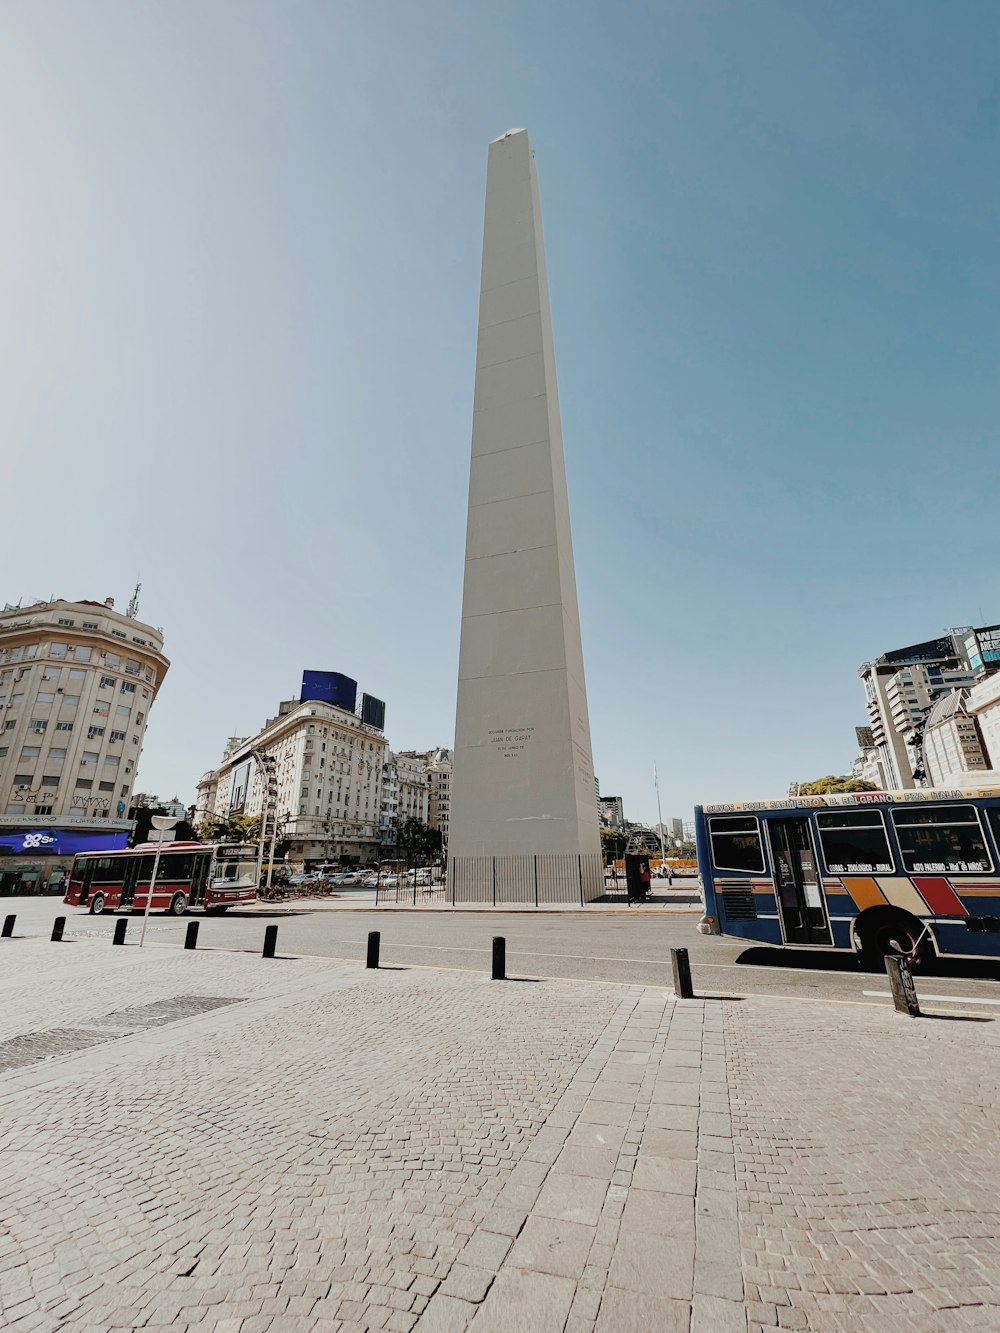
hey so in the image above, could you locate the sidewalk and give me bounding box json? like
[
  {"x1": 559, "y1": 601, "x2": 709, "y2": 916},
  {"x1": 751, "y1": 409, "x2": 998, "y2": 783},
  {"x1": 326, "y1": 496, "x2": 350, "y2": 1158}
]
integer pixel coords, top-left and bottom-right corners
[
  {"x1": 244, "y1": 888, "x2": 703, "y2": 914},
  {"x1": 1, "y1": 938, "x2": 997, "y2": 1331}
]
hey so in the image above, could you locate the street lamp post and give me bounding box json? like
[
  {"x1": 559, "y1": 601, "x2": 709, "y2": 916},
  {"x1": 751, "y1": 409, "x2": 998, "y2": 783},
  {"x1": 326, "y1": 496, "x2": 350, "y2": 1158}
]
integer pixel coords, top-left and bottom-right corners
[{"x1": 139, "y1": 814, "x2": 178, "y2": 948}]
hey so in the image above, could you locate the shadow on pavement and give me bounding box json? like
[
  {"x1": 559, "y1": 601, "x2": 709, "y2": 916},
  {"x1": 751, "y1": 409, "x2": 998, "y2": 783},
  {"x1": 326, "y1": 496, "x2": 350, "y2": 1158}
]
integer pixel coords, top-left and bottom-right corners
[{"x1": 736, "y1": 945, "x2": 1000, "y2": 983}]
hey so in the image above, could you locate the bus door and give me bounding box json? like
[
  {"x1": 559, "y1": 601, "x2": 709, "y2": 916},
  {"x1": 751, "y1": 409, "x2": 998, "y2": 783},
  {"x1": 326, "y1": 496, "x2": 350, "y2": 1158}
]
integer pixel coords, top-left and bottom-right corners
[
  {"x1": 190, "y1": 855, "x2": 209, "y2": 908},
  {"x1": 767, "y1": 817, "x2": 831, "y2": 945},
  {"x1": 120, "y1": 857, "x2": 140, "y2": 909},
  {"x1": 78, "y1": 860, "x2": 97, "y2": 906}
]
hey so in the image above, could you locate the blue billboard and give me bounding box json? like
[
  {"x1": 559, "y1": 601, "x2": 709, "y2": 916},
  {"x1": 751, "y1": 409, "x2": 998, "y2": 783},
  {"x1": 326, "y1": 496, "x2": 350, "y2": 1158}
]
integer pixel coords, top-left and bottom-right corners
[
  {"x1": 0, "y1": 828, "x2": 129, "y2": 857},
  {"x1": 301, "y1": 670, "x2": 357, "y2": 713}
]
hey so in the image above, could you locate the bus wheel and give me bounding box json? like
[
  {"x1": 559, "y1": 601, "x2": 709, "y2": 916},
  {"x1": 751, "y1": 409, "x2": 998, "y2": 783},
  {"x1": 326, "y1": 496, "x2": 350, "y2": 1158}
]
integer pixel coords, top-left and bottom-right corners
[
  {"x1": 89, "y1": 893, "x2": 106, "y2": 915},
  {"x1": 855, "y1": 910, "x2": 929, "y2": 972},
  {"x1": 167, "y1": 893, "x2": 187, "y2": 916}
]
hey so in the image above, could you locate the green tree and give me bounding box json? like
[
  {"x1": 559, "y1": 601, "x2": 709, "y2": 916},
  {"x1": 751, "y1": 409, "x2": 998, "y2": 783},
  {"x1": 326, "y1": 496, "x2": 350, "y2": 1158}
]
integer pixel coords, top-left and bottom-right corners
[
  {"x1": 600, "y1": 827, "x2": 628, "y2": 860},
  {"x1": 795, "y1": 776, "x2": 878, "y2": 795},
  {"x1": 395, "y1": 817, "x2": 443, "y2": 865},
  {"x1": 195, "y1": 813, "x2": 262, "y2": 844}
]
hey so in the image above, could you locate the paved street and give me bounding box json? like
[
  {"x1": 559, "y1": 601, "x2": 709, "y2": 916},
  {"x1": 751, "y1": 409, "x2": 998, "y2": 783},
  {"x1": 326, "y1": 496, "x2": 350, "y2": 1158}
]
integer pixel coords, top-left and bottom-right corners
[
  {"x1": 2, "y1": 933, "x2": 999, "y2": 1332},
  {"x1": 5, "y1": 895, "x2": 1000, "y2": 1011}
]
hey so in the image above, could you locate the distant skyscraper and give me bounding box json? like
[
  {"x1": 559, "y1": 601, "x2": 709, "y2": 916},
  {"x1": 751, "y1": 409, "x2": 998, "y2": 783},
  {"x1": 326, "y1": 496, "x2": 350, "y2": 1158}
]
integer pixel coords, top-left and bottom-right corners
[{"x1": 449, "y1": 130, "x2": 602, "y2": 902}]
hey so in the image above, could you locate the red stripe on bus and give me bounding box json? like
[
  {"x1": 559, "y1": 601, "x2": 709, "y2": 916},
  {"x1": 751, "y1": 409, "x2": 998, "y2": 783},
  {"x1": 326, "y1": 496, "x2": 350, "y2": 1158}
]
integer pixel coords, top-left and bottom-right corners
[{"x1": 912, "y1": 877, "x2": 968, "y2": 917}]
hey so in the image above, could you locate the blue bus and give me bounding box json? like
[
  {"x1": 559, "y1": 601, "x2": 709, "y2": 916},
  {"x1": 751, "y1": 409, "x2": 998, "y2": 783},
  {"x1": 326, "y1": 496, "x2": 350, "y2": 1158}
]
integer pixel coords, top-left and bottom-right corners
[{"x1": 694, "y1": 786, "x2": 1000, "y2": 967}]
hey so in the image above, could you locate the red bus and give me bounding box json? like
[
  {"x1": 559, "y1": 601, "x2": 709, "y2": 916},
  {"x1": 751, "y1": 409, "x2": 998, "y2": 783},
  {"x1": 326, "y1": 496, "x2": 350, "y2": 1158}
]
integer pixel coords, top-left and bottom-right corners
[{"x1": 64, "y1": 842, "x2": 258, "y2": 916}]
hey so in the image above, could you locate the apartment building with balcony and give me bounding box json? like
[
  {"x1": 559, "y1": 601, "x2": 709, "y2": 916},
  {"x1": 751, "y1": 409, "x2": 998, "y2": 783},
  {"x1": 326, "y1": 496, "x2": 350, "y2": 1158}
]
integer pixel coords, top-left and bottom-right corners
[
  {"x1": 379, "y1": 751, "x2": 431, "y2": 847},
  {"x1": 858, "y1": 632, "x2": 985, "y2": 788},
  {"x1": 0, "y1": 597, "x2": 169, "y2": 890},
  {"x1": 201, "y1": 691, "x2": 388, "y2": 865}
]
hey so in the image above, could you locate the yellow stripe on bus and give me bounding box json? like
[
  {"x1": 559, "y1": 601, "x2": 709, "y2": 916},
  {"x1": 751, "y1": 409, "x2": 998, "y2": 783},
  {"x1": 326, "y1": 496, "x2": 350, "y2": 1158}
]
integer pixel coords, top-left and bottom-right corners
[{"x1": 840, "y1": 877, "x2": 887, "y2": 910}]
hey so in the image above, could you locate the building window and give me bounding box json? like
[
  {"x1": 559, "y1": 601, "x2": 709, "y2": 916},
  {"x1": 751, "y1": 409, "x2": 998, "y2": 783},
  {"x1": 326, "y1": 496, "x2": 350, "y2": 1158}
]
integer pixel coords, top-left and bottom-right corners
[
  {"x1": 115, "y1": 705, "x2": 130, "y2": 718},
  {"x1": 103, "y1": 756, "x2": 119, "y2": 769},
  {"x1": 62, "y1": 695, "x2": 80, "y2": 707},
  {"x1": 55, "y1": 722, "x2": 73, "y2": 732},
  {"x1": 34, "y1": 805, "x2": 53, "y2": 815},
  {"x1": 136, "y1": 711, "x2": 144, "y2": 724},
  {"x1": 6, "y1": 805, "x2": 25, "y2": 815},
  {"x1": 13, "y1": 773, "x2": 34, "y2": 785},
  {"x1": 57, "y1": 618, "x2": 74, "y2": 626},
  {"x1": 111, "y1": 630, "x2": 126, "y2": 639},
  {"x1": 48, "y1": 748, "x2": 66, "y2": 761},
  {"x1": 40, "y1": 775, "x2": 59, "y2": 787},
  {"x1": 88, "y1": 726, "x2": 105, "y2": 739},
  {"x1": 121, "y1": 785, "x2": 129, "y2": 797},
  {"x1": 36, "y1": 692, "x2": 55, "y2": 704},
  {"x1": 25, "y1": 645, "x2": 37, "y2": 659},
  {"x1": 50, "y1": 643, "x2": 67, "y2": 658},
  {"x1": 93, "y1": 704, "x2": 109, "y2": 717},
  {"x1": 82, "y1": 621, "x2": 99, "y2": 630},
  {"x1": 75, "y1": 779, "x2": 93, "y2": 790},
  {"x1": 68, "y1": 669, "x2": 86, "y2": 681},
  {"x1": 4, "y1": 721, "x2": 16, "y2": 731},
  {"x1": 125, "y1": 660, "x2": 140, "y2": 676},
  {"x1": 41, "y1": 667, "x2": 60, "y2": 682},
  {"x1": 11, "y1": 693, "x2": 23, "y2": 705},
  {"x1": 104, "y1": 653, "x2": 120, "y2": 668},
  {"x1": 7, "y1": 648, "x2": 22, "y2": 662},
  {"x1": 121, "y1": 682, "x2": 136, "y2": 694},
  {"x1": 29, "y1": 720, "x2": 47, "y2": 734},
  {"x1": 70, "y1": 805, "x2": 86, "y2": 815},
  {"x1": 0, "y1": 748, "x2": 6, "y2": 758},
  {"x1": 81, "y1": 751, "x2": 98, "y2": 765},
  {"x1": 99, "y1": 781, "x2": 115, "y2": 792},
  {"x1": 110, "y1": 730, "x2": 125, "y2": 742},
  {"x1": 20, "y1": 746, "x2": 41, "y2": 760},
  {"x1": 99, "y1": 676, "x2": 115, "y2": 689}
]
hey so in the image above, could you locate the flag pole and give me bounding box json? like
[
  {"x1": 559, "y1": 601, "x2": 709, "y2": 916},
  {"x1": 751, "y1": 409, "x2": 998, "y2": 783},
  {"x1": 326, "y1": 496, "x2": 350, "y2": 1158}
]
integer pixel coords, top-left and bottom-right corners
[{"x1": 653, "y1": 762, "x2": 667, "y2": 872}]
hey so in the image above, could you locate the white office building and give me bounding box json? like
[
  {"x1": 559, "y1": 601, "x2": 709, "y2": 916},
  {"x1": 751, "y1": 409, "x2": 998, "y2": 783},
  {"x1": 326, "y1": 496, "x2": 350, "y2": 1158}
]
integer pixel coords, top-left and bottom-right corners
[{"x1": 201, "y1": 694, "x2": 388, "y2": 865}]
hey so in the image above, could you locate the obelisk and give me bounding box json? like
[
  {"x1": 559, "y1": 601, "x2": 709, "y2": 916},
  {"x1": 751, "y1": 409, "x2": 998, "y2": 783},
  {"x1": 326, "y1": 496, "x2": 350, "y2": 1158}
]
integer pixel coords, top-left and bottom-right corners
[{"x1": 449, "y1": 130, "x2": 602, "y2": 904}]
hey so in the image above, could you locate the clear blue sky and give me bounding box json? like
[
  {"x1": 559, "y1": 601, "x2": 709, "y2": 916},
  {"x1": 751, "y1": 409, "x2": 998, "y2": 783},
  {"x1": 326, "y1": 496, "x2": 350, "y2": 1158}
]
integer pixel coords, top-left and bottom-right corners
[{"x1": 3, "y1": 0, "x2": 998, "y2": 826}]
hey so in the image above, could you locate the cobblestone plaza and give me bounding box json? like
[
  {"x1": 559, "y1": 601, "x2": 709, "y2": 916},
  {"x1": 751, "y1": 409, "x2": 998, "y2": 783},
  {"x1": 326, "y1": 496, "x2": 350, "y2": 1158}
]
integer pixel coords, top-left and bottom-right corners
[{"x1": 1, "y1": 936, "x2": 999, "y2": 1331}]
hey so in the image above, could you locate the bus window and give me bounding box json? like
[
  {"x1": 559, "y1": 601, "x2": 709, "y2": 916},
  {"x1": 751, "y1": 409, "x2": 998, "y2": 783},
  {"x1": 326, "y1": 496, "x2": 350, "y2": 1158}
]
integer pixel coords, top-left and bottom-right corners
[
  {"x1": 815, "y1": 810, "x2": 894, "y2": 875},
  {"x1": 160, "y1": 853, "x2": 194, "y2": 881},
  {"x1": 92, "y1": 858, "x2": 121, "y2": 884},
  {"x1": 709, "y1": 816, "x2": 765, "y2": 874},
  {"x1": 985, "y1": 809, "x2": 1000, "y2": 860},
  {"x1": 891, "y1": 805, "x2": 992, "y2": 874}
]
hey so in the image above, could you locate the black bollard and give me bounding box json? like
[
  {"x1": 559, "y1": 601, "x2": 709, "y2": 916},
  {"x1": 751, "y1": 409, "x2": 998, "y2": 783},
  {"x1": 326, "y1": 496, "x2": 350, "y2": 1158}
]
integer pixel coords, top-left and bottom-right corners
[
  {"x1": 885, "y1": 955, "x2": 920, "y2": 1017},
  {"x1": 184, "y1": 921, "x2": 199, "y2": 951},
  {"x1": 262, "y1": 924, "x2": 278, "y2": 959},
  {"x1": 51, "y1": 916, "x2": 66, "y2": 943},
  {"x1": 671, "y1": 947, "x2": 694, "y2": 999},
  {"x1": 492, "y1": 935, "x2": 506, "y2": 981},
  {"x1": 1, "y1": 914, "x2": 14, "y2": 938},
  {"x1": 366, "y1": 931, "x2": 380, "y2": 969},
  {"x1": 112, "y1": 918, "x2": 128, "y2": 946}
]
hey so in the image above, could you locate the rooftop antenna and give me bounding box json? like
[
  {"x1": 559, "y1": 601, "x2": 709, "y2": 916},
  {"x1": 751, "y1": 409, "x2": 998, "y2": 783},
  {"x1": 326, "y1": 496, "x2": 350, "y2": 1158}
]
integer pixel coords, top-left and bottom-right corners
[{"x1": 127, "y1": 580, "x2": 141, "y2": 620}]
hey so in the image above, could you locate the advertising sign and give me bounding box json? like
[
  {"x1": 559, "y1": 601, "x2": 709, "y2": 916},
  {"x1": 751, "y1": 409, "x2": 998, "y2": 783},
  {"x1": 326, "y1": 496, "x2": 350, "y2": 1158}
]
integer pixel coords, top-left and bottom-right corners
[
  {"x1": 361, "y1": 693, "x2": 386, "y2": 731},
  {"x1": 301, "y1": 670, "x2": 358, "y2": 713},
  {"x1": 0, "y1": 828, "x2": 129, "y2": 857}
]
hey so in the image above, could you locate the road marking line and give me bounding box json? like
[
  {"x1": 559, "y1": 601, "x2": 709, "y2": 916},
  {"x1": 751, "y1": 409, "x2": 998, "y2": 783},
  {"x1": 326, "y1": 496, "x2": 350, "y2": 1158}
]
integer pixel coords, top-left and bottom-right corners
[{"x1": 863, "y1": 990, "x2": 1000, "y2": 1006}]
